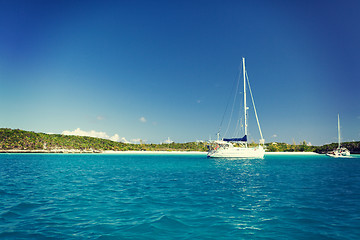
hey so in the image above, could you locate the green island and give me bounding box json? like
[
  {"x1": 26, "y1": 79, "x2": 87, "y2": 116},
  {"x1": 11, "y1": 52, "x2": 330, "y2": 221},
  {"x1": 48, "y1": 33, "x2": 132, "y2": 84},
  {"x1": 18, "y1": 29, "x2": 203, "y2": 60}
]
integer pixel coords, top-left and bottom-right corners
[{"x1": 0, "y1": 128, "x2": 359, "y2": 154}]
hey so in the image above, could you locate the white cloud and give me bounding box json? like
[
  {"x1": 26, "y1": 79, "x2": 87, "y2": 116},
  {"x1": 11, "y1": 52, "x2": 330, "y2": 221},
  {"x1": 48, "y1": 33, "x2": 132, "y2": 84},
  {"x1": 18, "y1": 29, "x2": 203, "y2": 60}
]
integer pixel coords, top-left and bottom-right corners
[
  {"x1": 62, "y1": 128, "x2": 121, "y2": 142},
  {"x1": 109, "y1": 134, "x2": 120, "y2": 142},
  {"x1": 97, "y1": 116, "x2": 105, "y2": 121},
  {"x1": 120, "y1": 137, "x2": 130, "y2": 143},
  {"x1": 131, "y1": 138, "x2": 142, "y2": 144},
  {"x1": 62, "y1": 128, "x2": 108, "y2": 138},
  {"x1": 162, "y1": 137, "x2": 174, "y2": 144},
  {"x1": 139, "y1": 117, "x2": 147, "y2": 123},
  {"x1": 272, "y1": 134, "x2": 278, "y2": 138}
]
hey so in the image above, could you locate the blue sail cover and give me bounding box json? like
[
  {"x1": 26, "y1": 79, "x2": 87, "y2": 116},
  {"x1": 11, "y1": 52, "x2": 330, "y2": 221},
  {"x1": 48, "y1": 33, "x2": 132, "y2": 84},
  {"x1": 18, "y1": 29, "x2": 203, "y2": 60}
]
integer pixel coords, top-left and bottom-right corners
[{"x1": 223, "y1": 135, "x2": 247, "y2": 142}]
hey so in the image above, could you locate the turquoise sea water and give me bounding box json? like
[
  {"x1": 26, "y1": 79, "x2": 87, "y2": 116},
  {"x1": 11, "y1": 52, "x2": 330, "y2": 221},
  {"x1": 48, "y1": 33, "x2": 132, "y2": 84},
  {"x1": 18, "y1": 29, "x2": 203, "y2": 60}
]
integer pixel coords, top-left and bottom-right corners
[{"x1": 1, "y1": 153, "x2": 360, "y2": 239}]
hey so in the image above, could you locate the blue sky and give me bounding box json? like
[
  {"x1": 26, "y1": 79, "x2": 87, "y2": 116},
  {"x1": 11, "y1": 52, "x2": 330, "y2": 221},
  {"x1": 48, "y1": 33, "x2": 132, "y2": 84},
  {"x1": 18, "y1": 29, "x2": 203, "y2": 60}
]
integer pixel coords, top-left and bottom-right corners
[{"x1": 1, "y1": 0, "x2": 359, "y2": 145}]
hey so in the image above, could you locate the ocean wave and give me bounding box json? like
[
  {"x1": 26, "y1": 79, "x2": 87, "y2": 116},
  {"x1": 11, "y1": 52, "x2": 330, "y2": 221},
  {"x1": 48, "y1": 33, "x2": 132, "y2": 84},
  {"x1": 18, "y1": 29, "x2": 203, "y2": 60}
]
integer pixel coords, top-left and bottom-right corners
[{"x1": 1, "y1": 154, "x2": 360, "y2": 239}]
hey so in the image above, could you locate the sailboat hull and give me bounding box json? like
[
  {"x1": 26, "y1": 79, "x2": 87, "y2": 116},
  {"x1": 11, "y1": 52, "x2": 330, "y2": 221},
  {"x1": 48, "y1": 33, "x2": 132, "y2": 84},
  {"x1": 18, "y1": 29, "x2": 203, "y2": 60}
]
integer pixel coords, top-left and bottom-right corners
[
  {"x1": 207, "y1": 146, "x2": 265, "y2": 158},
  {"x1": 326, "y1": 147, "x2": 351, "y2": 158}
]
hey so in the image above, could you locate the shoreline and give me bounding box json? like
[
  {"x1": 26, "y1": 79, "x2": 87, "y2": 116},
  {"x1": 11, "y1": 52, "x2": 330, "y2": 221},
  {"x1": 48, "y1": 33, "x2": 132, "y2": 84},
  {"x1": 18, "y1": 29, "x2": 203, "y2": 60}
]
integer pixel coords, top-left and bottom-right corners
[
  {"x1": 0, "y1": 149, "x2": 207, "y2": 155},
  {"x1": 0, "y1": 149, "x2": 320, "y2": 155},
  {"x1": 265, "y1": 152, "x2": 319, "y2": 155},
  {"x1": 102, "y1": 150, "x2": 207, "y2": 155},
  {"x1": 103, "y1": 151, "x2": 320, "y2": 155}
]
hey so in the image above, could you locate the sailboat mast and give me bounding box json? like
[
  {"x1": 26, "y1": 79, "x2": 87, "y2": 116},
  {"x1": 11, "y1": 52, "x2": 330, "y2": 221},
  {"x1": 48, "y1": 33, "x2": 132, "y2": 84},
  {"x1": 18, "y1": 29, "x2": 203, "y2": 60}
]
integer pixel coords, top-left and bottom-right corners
[
  {"x1": 243, "y1": 57, "x2": 247, "y2": 138},
  {"x1": 338, "y1": 114, "x2": 341, "y2": 148}
]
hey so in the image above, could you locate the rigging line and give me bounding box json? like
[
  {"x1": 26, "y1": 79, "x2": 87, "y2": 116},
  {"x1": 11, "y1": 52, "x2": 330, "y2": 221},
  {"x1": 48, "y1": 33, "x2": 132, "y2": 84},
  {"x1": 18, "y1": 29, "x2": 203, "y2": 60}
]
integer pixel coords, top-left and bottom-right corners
[
  {"x1": 234, "y1": 118, "x2": 243, "y2": 138},
  {"x1": 232, "y1": 77, "x2": 243, "y2": 138},
  {"x1": 233, "y1": 94, "x2": 243, "y2": 138},
  {"x1": 245, "y1": 70, "x2": 264, "y2": 141},
  {"x1": 234, "y1": 119, "x2": 240, "y2": 138},
  {"x1": 224, "y1": 66, "x2": 242, "y2": 138},
  {"x1": 217, "y1": 69, "x2": 240, "y2": 136},
  {"x1": 234, "y1": 89, "x2": 244, "y2": 137}
]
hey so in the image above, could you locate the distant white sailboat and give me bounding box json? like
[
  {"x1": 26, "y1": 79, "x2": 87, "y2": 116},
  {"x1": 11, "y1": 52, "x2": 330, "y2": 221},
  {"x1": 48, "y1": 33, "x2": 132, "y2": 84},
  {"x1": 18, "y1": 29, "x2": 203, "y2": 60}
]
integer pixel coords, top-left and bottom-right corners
[
  {"x1": 207, "y1": 57, "x2": 265, "y2": 158},
  {"x1": 326, "y1": 114, "x2": 350, "y2": 158}
]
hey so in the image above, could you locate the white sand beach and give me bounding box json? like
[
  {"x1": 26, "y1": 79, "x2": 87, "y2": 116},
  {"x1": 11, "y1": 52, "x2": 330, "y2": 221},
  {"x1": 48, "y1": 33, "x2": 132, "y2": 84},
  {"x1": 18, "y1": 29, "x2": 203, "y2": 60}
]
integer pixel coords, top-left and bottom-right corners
[
  {"x1": 265, "y1": 152, "x2": 319, "y2": 155},
  {"x1": 102, "y1": 150, "x2": 207, "y2": 155},
  {"x1": 101, "y1": 150, "x2": 320, "y2": 155},
  {"x1": 0, "y1": 150, "x2": 320, "y2": 155}
]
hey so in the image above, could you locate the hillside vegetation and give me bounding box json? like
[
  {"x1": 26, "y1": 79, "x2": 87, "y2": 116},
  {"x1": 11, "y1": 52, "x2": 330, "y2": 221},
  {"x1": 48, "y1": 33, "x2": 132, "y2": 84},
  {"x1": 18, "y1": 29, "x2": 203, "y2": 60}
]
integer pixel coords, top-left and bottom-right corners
[
  {"x1": 1, "y1": 128, "x2": 359, "y2": 153},
  {"x1": 265, "y1": 141, "x2": 360, "y2": 153},
  {"x1": 0, "y1": 128, "x2": 207, "y2": 152}
]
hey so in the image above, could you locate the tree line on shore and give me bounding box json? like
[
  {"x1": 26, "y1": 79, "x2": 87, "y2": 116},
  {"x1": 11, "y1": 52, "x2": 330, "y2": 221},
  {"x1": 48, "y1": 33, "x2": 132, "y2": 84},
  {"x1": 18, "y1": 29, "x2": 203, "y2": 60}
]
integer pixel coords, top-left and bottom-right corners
[
  {"x1": 0, "y1": 128, "x2": 207, "y2": 152},
  {"x1": 264, "y1": 141, "x2": 360, "y2": 154},
  {"x1": 1, "y1": 128, "x2": 359, "y2": 153}
]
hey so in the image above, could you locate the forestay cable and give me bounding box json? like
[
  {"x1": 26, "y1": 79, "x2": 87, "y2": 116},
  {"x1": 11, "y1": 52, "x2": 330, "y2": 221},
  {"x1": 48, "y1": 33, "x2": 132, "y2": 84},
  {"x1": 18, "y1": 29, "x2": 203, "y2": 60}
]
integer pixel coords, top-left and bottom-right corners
[{"x1": 245, "y1": 70, "x2": 264, "y2": 143}]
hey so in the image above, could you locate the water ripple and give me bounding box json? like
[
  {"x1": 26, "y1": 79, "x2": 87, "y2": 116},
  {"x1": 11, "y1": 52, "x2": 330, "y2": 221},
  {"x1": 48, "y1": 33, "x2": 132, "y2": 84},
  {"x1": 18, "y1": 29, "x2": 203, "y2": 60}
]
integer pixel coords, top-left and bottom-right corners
[{"x1": 0, "y1": 154, "x2": 360, "y2": 239}]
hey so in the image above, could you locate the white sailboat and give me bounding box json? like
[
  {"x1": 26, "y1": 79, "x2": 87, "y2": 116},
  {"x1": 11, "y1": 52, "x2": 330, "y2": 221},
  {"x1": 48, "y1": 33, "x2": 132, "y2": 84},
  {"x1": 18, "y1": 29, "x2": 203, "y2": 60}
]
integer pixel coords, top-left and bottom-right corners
[
  {"x1": 326, "y1": 114, "x2": 350, "y2": 158},
  {"x1": 207, "y1": 57, "x2": 265, "y2": 158}
]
